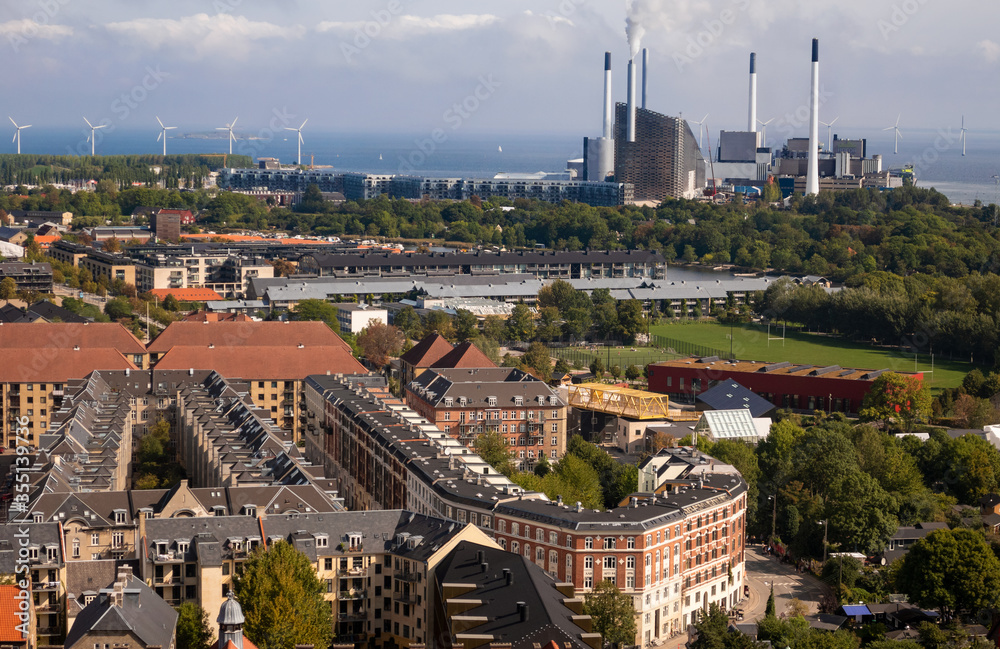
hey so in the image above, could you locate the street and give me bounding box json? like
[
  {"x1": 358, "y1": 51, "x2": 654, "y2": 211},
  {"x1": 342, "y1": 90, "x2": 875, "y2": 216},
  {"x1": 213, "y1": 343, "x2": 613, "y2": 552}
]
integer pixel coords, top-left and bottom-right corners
[{"x1": 743, "y1": 545, "x2": 831, "y2": 621}]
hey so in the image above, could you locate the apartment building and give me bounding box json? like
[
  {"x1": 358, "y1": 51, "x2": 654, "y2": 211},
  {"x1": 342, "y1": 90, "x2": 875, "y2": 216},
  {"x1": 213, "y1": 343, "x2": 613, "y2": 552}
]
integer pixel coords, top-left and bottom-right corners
[
  {"x1": 298, "y1": 248, "x2": 665, "y2": 280},
  {"x1": 0, "y1": 323, "x2": 148, "y2": 447},
  {"x1": 134, "y1": 254, "x2": 273, "y2": 298},
  {"x1": 0, "y1": 522, "x2": 67, "y2": 646},
  {"x1": 149, "y1": 321, "x2": 366, "y2": 439},
  {"x1": 78, "y1": 250, "x2": 136, "y2": 288},
  {"x1": 302, "y1": 374, "x2": 534, "y2": 529},
  {"x1": 335, "y1": 303, "x2": 388, "y2": 334},
  {"x1": 0, "y1": 262, "x2": 54, "y2": 293},
  {"x1": 405, "y1": 367, "x2": 568, "y2": 468},
  {"x1": 492, "y1": 448, "x2": 748, "y2": 646}
]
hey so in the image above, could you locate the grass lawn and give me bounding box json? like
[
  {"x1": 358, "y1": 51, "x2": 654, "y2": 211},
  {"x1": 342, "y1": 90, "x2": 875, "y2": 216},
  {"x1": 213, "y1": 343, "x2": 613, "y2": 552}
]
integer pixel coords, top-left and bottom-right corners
[
  {"x1": 650, "y1": 321, "x2": 978, "y2": 391},
  {"x1": 550, "y1": 345, "x2": 682, "y2": 371}
]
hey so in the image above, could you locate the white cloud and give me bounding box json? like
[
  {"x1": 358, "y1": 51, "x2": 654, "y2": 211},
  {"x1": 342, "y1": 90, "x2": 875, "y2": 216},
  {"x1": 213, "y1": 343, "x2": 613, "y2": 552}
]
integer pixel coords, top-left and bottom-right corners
[
  {"x1": 105, "y1": 14, "x2": 305, "y2": 58},
  {"x1": 0, "y1": 19, "x2": 73, "y2": 42},
  {"x1": 317, "y1": 14, "x2": 499, "y2": 37},
  {"x1": 978, "y1": 39, "x2": 1000, "y2": 63}
]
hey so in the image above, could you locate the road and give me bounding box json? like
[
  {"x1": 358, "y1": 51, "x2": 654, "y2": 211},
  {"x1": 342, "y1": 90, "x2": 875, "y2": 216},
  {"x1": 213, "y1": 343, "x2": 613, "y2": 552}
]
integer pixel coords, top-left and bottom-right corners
[{"x1": 743, "y1": 545, "x2": 831, "y2": 621}]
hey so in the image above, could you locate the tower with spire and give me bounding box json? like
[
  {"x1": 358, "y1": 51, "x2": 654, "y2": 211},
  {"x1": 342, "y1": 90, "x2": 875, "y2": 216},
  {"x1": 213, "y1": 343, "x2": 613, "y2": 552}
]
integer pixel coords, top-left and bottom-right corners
[{"x1": 218, "y1": 591, "x2": 255, "y2": 649}]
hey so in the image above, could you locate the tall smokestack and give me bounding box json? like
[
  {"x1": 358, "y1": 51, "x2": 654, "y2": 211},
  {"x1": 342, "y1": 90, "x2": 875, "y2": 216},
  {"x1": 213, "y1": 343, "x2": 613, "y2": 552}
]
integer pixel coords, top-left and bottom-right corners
[
  {"x1": 603, "y1": 52, "x2": 612, "y2": 139},
  {"x1": 641, "y1": 48, "x2": 648, "y2": 110},
  {"x1": 748, "y1": 53, "x2": 757, "y2": 134},
  {"x1": 805, "y1": 39, "x2": 820, "y2": 196},
  {"x1": 627, "y1": 58, "x2": 637, "y2": 142}
]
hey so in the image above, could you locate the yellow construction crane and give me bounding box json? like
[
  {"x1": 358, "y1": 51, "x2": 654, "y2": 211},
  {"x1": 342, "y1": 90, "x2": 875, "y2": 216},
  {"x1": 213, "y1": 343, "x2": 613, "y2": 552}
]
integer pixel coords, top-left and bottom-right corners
[{"x1": 199, "y1": 153, "x2": 228, "y2": 167}]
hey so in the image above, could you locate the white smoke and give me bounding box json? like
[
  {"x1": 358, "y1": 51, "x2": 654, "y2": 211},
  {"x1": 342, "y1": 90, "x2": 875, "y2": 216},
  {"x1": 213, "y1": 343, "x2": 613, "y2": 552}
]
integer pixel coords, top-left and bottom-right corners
[{"x1": 625, "y1": 0, "x2": 645, "y2": 60}]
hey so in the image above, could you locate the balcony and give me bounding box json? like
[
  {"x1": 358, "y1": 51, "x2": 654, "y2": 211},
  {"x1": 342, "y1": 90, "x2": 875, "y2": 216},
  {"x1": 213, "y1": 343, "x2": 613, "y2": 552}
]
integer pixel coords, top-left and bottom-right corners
[
  {"x1": 340, "y1": 589, "x2": 366, "y2": 600},
  {"x1": 37, "y1": 626, "x2": 61, "y2": 636},
  {"x1": 339, "y1": 611, "x2": 367, "y2": 623},
  {"x1": 394, "y1": 571, "x2": 419, "y2": 582},
  {"x1": 344, "y1": 566, "x2": 366, "y2": 577},
  {"x1": 392, "y1": 591, "x2": 417, "y2": 605},
  {"x1": 32, "y1": 581, "x2": 60, "y2": 591}
]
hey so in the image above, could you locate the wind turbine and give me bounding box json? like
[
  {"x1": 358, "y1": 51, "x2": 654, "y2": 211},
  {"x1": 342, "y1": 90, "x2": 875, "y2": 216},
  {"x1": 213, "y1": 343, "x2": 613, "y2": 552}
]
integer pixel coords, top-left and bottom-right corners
[
  {"x1": 756, "y1": 117, "x2": 774, "y2": 148},
  {"x1": 284, "y1": 119, "x2": 308, "y2": 166},
  {"x1": 819, "y1": 116, "x2": 839, "y2": 151},
  {"x1": 883, "y1": 114, "x2": 902, "y2": 154},
  {"x1": 156, "y1": 116, "x2": 177, "y2": 156},
  {"x1": 83, "y1": 117, "x2": 106, "y2": 156},
  {"x1": 9, "y1": 117, "x2": 31, "y2": 155},
  {"x1": 690, "y1": 114, "x2": 708, "y2": 151},
  {"x1": 960, "y1": 116, "x2": 967, "y2": 156},
  {"x1": 216, "y1": 116, "x2": 239, "y2": 155}
]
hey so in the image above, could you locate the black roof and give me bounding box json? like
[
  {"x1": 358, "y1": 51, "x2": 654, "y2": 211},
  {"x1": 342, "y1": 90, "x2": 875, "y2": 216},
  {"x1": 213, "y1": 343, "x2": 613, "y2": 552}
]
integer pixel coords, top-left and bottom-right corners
[
  {"x1": 697, "y1": 380, "x2": 776, "y2": 418},
  {"x1": 65, "y1": 575, "x2": 178, "y2": 649},
  {"x1": 304, "y1": 248, "x2": 665, "y2": 270},
  {"x1": 433, "y1": 540, "x2": 592, "y2": 649}
]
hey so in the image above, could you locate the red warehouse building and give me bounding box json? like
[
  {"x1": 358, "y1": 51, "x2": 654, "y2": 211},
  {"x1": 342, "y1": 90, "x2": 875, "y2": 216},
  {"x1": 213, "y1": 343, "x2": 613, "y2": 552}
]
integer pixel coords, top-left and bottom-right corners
[{"x1": 647, "y1": 357, "x2": 923, "y2": 414}]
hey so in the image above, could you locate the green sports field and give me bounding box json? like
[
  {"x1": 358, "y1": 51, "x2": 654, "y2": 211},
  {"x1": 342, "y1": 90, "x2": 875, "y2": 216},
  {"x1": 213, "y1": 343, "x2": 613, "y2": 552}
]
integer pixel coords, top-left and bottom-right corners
[{"x1": 649, "y1": 321, "x2": 977, "y2": 391}]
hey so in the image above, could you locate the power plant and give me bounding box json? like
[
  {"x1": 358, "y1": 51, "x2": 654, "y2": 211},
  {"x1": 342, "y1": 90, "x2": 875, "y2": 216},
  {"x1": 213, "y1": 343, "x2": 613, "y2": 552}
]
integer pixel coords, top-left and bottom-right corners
[
  {"x1": 805, "y1": 38, "x2": 821, "y2": 196},
  {"x1": 582, "y1": 49, "x2": 706, "y2": 203}
]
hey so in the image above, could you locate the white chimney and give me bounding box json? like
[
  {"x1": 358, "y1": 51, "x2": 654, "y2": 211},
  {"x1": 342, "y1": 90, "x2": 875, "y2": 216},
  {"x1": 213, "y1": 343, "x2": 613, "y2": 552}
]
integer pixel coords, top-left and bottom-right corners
[
  {"x1": 805, "y1": 38, "x2": 820, "y2": 196},
  {"x1": 627, "y1": 58, "x2": 637, "y2": 142},
  {"x1": 603, "y1": 52, "x2": 613, "y2": 139},
  {"x1": 748, "y1": 52, "x2": 757, "y2": 134},
  {"x1": 641, "y1": 48, "x2": 648, "y2": 110}
]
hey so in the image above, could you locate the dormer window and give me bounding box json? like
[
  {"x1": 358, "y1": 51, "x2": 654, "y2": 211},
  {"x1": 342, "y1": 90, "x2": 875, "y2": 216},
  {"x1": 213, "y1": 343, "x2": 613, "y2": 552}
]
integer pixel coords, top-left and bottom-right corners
[
  {"x1": 459, "y1": 397, "x2": 467, "y2": 406},
  {"x1": 113, "y1": 510, "x2": 127, "y2": 524},
  {"x1": 549, "y1": 396, "x2": 558, "y2": 406},
  {"x1": 487, "y1": 397, "x2": 497, "y2": 407},
  {"x1": 177, "y1": 542, "x2": 189, "y2": 554},
  {"x1": 316, "y1": 535, "x2": 329, "y2": 548},
  {"x1": 244, "y1": 505, "x2": 257, "y2": 517},
  {"x1": 537, "y1": 395, "x2": 545, "y2": 404},
  {"x1": 46, "y1": 546, "x2": 58, "y2": 562},
  {"x1": 444, "y1": 397, "x2": 453, "y2": 407},
  {"x1": 32, "y1": 512, "x2": 43, "y2": 524},
  {"x1": 514, "y1": 396, "x2": 523, "y2": 406}
]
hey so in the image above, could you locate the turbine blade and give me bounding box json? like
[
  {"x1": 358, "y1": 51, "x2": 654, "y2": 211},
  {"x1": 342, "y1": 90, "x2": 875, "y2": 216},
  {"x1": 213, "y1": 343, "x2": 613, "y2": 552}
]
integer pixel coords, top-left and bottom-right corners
[
  {"x1": 216, "y1": 127, "x2": 228, "y2": 131},
  {"x1": 830, "y1": 117, "x2": 839, "y2": 126},
  {"x1": 284, "y1": 127, "x2": 297, "y2": 132},
  {"x1": 157, "y1": 132, "x2": 162, "y2": 142},
  {"x1": 896, "y1": 130, "x2": 903, "y2": 140},
  {"x1": 882, "y1": 126, "x2": 894, "y2": 131},
  {"x1": 22, "y1": 125, "x2": 30, "y2": 129},
  {"x1": 298, "y1": 133, "x2": 304, "y2": 144},
  {"x1": 300, "y1": 119, "x2": 308, "y2": 130},
  {"x1": 895, "y1": 113, "x2": 901, "y2": 127},
  {"x1": 8, "y1": 117, "x2": 17, "y2": 128},
  {"x1": 231, "y1": 116, "x2": 238, "y2": 128},
  {"x1": 156, "y1": 116, "x2": 164, "y2": 128},
  {"x1": 95, "y1": 125, "x2": 106, "y2": 130},
  {"x1": 12, "y1": 133, "x2": 16, "y2": 144},
  {"x1": 84, "y1": 117, "x2": 93, "y2": 128}
]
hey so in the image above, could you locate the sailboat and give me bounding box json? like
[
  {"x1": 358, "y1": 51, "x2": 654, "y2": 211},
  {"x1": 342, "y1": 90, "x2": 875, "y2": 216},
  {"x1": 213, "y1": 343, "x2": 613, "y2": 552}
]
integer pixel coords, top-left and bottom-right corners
[
  {"x1": 379, "y1": 153, "x2": 383, "y2": 161},
  {"x1": 498, "y1": 145, "x2": 502, "y2": 153}
]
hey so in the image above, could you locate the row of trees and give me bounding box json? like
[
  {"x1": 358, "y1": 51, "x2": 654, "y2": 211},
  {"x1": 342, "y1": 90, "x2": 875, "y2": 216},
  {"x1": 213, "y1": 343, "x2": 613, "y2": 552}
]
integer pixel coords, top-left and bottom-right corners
[{"x1": 0, "y1": 154, "x2": 249, "y2": 191}]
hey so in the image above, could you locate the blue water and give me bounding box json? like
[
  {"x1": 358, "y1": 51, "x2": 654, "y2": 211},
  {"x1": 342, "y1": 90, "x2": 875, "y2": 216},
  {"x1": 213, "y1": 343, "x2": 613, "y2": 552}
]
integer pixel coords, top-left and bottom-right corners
[{"x1": 9, "y1": 126, "x2": 1000, "y2": 206}]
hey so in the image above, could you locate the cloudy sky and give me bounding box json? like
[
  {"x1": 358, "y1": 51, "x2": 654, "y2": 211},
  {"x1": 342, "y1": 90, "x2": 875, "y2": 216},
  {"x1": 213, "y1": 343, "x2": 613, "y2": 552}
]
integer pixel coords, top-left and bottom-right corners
[{"x1": 2, "y1": 0, "x2": 997, "y2": 138}]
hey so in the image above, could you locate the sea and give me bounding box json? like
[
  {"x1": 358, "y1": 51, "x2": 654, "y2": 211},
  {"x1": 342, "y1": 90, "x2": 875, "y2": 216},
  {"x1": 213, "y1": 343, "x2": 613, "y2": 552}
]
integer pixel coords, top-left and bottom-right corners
[{"x1": 12, "y1": 126, "x2": 1000, "y2": 206}]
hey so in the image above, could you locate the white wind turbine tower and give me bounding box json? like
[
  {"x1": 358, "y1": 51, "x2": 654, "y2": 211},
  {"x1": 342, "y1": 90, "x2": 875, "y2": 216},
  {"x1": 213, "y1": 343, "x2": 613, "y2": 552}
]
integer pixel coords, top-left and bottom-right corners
[
  {"x1": 690, "y1": 114, "x2": 709, "y2": 152},
  {"x1": 883, "y1": 114, "x2": 903, "y2": 154},
  {"x1": 83, "y1": 117, "x2": 106, "y2": 156},
  {"x1": 156, "y1": 116, "x2": 177, "y2": 156},
  {"x1": 756, "y1": 117, "x2": 774, "y2": 148},
  {"x1": 820, "y1": 116, "x2": 839, "y2": 151},
  {"x1": 9, "y1": 117, "x2": 31, "y2": 155},
  {"x1": 960, "y1": 116, "x2": 967, "y2": 156},
  {"x1": 216, "y1": 116, "x2": 239, "y2": 155},
  {"x1": 285, "y1": 119, "x2": 308, "y2": 166}
]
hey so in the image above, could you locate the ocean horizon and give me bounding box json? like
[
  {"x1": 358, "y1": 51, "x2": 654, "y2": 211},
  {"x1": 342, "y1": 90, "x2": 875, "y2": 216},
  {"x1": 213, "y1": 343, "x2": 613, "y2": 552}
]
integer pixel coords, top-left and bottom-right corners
[{"x1": 7, "y1": 126, "x2": 999, "y2": 206}]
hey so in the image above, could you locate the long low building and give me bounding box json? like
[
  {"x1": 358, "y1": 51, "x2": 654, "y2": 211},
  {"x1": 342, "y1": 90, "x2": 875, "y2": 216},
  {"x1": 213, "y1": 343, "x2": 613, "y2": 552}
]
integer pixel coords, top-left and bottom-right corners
[{"x1": 648, "y1": 356, "x2": 923, "y2": 414}]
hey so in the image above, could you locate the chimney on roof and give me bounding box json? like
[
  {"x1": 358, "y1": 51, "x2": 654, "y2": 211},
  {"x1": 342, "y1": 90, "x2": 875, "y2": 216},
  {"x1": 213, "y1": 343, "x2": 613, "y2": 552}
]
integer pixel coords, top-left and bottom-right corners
[
  {"x1": 503, "y1": 568, "x2": 512, "y2": 586},
  {"x1": 576, "y1": 501, "x2": 583, "y2": 513},
  {"x1": 517, "y1": 602, "x2": 528, "y2": 623}
]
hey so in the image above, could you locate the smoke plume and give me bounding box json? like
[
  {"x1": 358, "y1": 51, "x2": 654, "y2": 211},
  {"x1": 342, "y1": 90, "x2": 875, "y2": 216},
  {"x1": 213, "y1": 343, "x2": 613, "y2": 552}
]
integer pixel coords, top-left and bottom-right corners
[{"x1": 625, "y1": 0, "x2": 645, "y2": 60}]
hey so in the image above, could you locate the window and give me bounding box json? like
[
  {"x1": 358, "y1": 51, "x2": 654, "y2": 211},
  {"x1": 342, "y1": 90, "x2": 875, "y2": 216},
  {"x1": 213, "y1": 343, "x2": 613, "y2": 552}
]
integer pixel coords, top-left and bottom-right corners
[
  {"x1": 511, "y1": 541, "x2": 519, "y2": 554},
  {"x1": 324, "y1": 558, "x2": 333, "y2": 570},
  {"x1": 585, "y1": 537, "x2": 593, "y2": 549},
  {"x1": 91, "y1": 533, "x2": 99, "y2": 546},
  {"x1": 584, "y1": 557, "x2": 593, "y2": 569},
  {"x1": 112, "y1": 532, "x2": 124, "y2": 548},
  {"x1": 316, "y1": 536, "x2": 328, "y2": 548},
  {"x1": 627, "y1": 537, "x2": 635, "y2": 549},
  {"x1": 603, "y1": 538, "x2": 616, "y2": 550},
  {"x1": 626, "y1": 556, "x2": 635, "y2": 569},
  {"x1": 72, "y1": 540, "x2": 80, "y2": 558},
  {"x1": 603, "y1": 556, "x2": 616, "y2": 570}
]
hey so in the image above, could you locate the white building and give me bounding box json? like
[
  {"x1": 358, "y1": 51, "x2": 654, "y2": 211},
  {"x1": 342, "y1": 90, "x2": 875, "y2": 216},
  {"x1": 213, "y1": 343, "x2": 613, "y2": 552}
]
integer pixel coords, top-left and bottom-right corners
[{"x1": 335, "y1": 303, "x2": 388, "y2": 333}]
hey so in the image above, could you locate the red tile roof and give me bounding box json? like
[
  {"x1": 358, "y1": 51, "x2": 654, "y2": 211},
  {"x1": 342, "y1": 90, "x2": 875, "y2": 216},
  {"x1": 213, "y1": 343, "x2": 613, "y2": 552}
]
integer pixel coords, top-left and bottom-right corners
[
  {"x1": 182, "y1": 311, "x2": 253, "y2": 322},
  {"x1": 148, "y1": 321, "x2": 351, "y2": 353},
  {"x1": 153, "y1": 344, "x2": 365, "y2": 378},
  {"x1": 431, "y1": 341, "x2": 496, "y2": 369},
  {"x1": 0, "y1": 585, "x2": 28, "y2": 643},
  {"x1": 0, "y1": 323, "x2": 146, "y2": 354},
  {"x1": 148, "y1": 288, "x2": 225, "y2": 302},
  {"x1": 399, "y1": 333, "x2": 454, "y2": 368}
]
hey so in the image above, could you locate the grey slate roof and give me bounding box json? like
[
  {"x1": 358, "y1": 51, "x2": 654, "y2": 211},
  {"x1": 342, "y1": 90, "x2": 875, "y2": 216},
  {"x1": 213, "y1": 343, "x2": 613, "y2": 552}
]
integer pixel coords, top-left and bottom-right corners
[
  {"x1": 407, "y1": 367, "x2": 563, "y2": 409},
  {"x1": 697, "y1": 380, "x2": 777, "y2": 418},
  {"x1": 64, "y1": 576, "x2": 177, "y2": 649}
]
